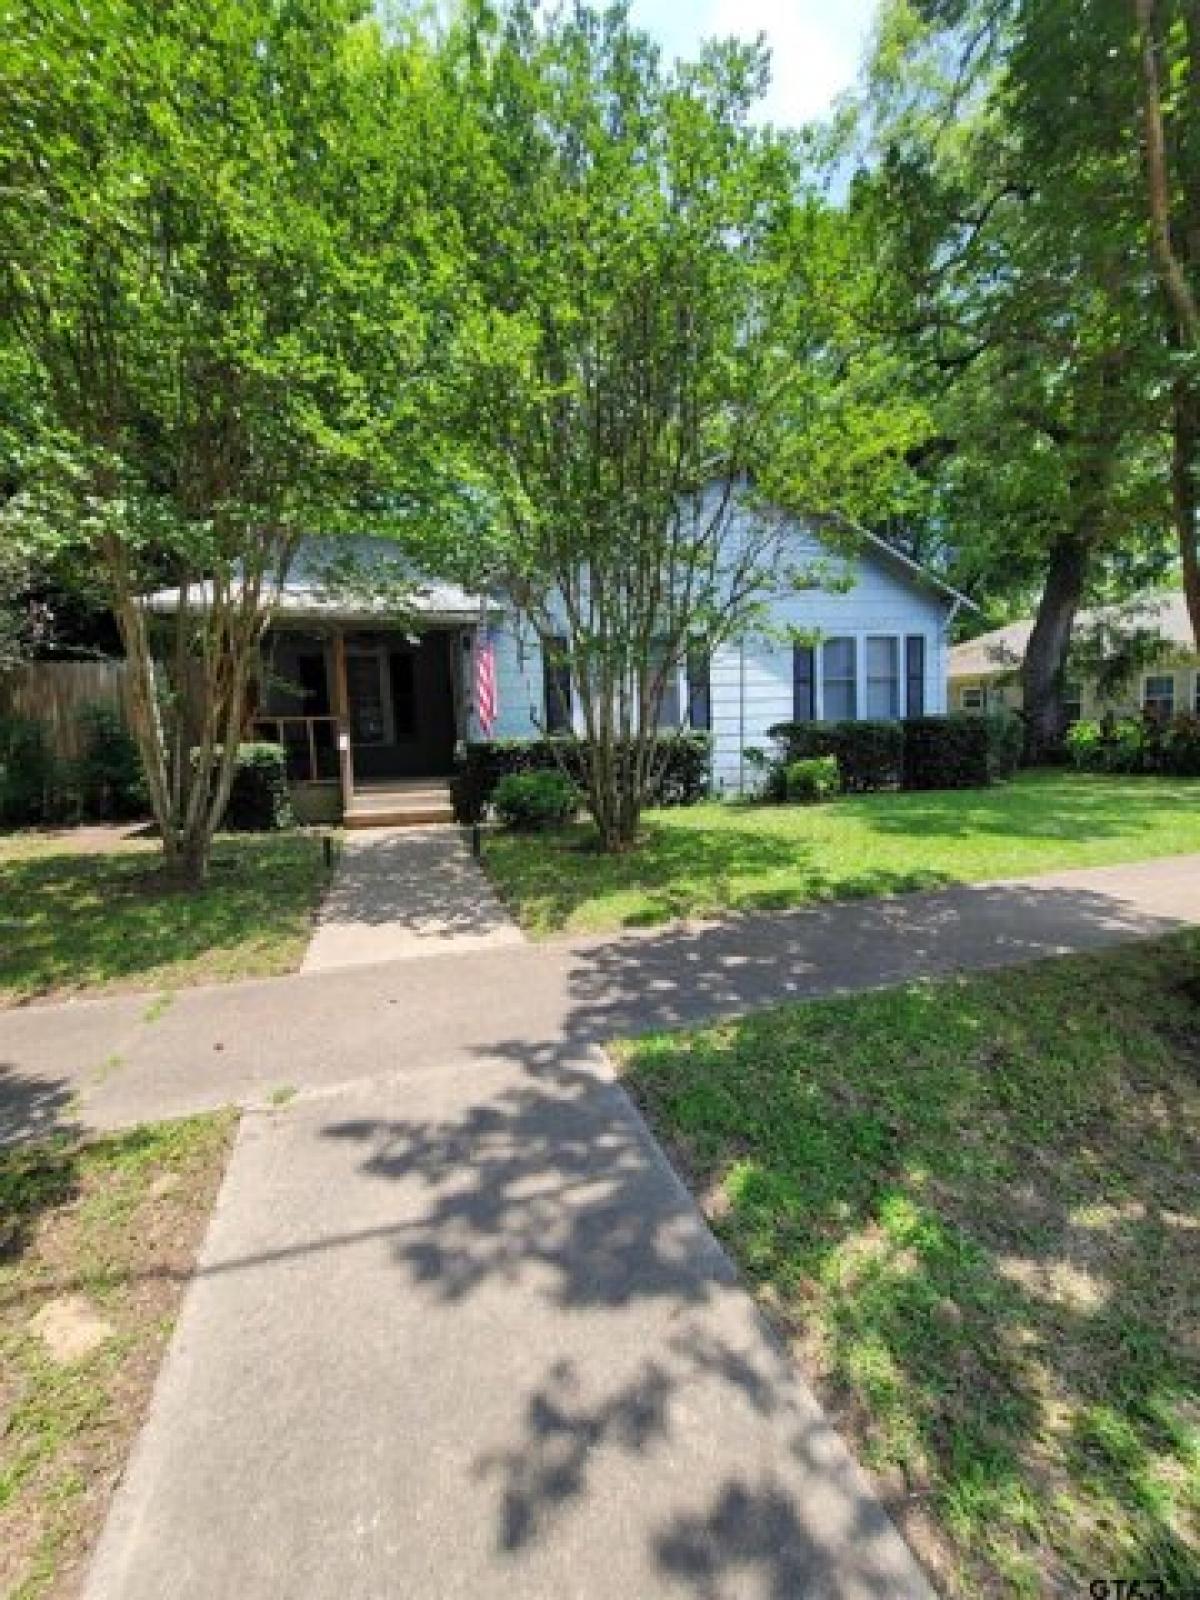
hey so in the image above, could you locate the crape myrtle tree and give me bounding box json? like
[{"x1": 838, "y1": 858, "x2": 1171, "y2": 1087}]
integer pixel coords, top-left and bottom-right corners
[
  {"x1": 439, "y1": 1, "x2": 929, "y2": 850},
  {"x1": 0, "y1": 0, "x2": 445, "y2": 883}
]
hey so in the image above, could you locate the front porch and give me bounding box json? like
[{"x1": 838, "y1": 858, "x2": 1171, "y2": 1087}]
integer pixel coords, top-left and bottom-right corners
[{"x1": 254, "y1": 623, "x2": 475, "y2": 825}]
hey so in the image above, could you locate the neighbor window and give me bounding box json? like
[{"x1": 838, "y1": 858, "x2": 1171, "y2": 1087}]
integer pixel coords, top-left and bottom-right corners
[
  {"x1": 905, "y1": 636, "x2": 926, "y2": 717},
  {"x1": 543, "y1": 637, "x2": 573, "y2": 734},
  {"x1": 866, "y1": 636, "x2": 900, "y2": 719},
  {"x1": 1194, "y1": 672, "x2": 1200, "y2": 714},
  {"x1": 822, "y1": 637, "x2": 857, "y2": 721},
  {"x1": 686, "y1": 644, "x2": 711, "y2": 731},
  {"x1": 1143, "y1": 673, "x2": 1175, "y2": 718},
  {"x1": 960, "y1": 685, "x2": 984, "y2": 712},
  {"x1": 792, "y1": 644, "x2": 815, "y2": 722},
  {"x1": 1062, "y1": 680, "x2": 1083, "y2": 726}
]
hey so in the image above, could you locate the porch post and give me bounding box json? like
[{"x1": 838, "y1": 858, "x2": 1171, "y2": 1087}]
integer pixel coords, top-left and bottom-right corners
[{"x1": 331, "y1": 626, "x2": 354, "y2": 811}]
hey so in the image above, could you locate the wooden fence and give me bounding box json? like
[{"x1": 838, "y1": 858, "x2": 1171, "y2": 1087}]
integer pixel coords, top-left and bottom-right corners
[{"x1": 0, "y1": 660, "x2": 132, "y2": 760}]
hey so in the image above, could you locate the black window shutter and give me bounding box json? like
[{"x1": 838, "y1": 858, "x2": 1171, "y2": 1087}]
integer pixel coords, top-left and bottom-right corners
[
  {"x1": 543, "y1": 638, "x2": 572, "y2": 734},
  {"x1": 905, "y1": 636, "x2": 926, "y2": 717},
  {"x1": 793, "y1": 645, "x2": 815, "y2": 722}
]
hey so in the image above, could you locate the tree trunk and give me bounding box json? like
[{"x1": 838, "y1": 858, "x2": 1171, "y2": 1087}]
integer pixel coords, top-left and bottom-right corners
[
  {"x1": 1174, "y1": 378, "x2": 1200, "y2": 650},
  {"x1": 1021, "y1": 530, "x2": 1090, "y2": 760}
]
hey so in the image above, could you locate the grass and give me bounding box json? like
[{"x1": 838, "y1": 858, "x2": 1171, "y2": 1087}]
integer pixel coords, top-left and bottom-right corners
[
  {"x1": 483, "y1": 770, "x2": 1200, "y2": 936},
  {"x1": 0, "y1": 831, "x2": 332, "y2": 1006},
  {"x1": 618, "y1": 936, "x2": 1200, "y2": 1596},
  {"x1": 0, "y1": 1113, "x2": 235, "y2": 1599}
]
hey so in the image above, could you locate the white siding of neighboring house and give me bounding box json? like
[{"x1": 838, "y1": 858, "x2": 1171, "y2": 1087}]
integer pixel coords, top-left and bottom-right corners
[{"x1": 474, "y1": 515, "x2": 956, "y2": 785}]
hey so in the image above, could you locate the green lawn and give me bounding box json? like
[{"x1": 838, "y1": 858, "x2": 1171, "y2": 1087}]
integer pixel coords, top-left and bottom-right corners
[
  {"x1": 619, "y1": 936, "x2": 1200, "y2": 1596},
  {"x1": 484, "y1": 771, "x2": 1200, "y2": 936},
  {"x1": 0, "y1": 1113, "x2": 234, "y2": 1599},
  {"x1": 0, "y1": 831, "x2": 332, "y2": 1006}
]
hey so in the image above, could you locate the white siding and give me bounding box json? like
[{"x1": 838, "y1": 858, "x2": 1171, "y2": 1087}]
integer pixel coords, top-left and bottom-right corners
[
  {"x1": 707, "y1": 520, "x2": 952, "y2": 793},
  {"x1": 471, "y1": 513, "x2": 955, "y2": 778}
]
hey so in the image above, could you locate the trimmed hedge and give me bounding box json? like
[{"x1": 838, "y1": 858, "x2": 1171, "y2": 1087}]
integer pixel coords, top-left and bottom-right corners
[
  {"x1": 1067, "y1": 713, "x2": 1200, "y2": 778},
  {"x1": 452, "y1": 733, "x2": 712, "y2": 823},
  {"x1": 77, "y1": 704, "x2": 146, "y2": 820},
  {"x1": 768, "y1": 711, "x2": 1022, "y2": 794},
  {"x1": 0, "y1": 713, "x2": 59, "y2": 826},
  {"x1": 767, "y1": 720, "x2": 903, "y2": 792}
]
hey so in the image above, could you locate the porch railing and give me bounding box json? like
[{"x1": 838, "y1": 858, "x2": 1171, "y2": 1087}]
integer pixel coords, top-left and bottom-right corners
[{"x1": 252, "y1": 715, "x2": 343, "y2": 785}]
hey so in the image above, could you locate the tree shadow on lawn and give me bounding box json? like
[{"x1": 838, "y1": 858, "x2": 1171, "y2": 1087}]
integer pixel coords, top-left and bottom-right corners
[
  {"x1": 623, "y1": 948, "x2": 1200, "y2": 1592},
  {"x1": 0, "y1": 835, "x2": 324, "y2": 1002},
  {"x1": 488, "y1": 819, "x2": 957, "y2": 934}
]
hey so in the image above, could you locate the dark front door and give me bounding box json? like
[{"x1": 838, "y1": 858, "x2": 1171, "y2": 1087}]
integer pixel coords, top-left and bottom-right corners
[{"x1": 350, "y1": 630, "x2": 456, "y2": 779}]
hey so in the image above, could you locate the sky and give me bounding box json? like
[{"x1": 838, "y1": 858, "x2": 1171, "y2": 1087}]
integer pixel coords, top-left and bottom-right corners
[{"x1": 627, "y1": 0, "x2": 881, "y2": 128}]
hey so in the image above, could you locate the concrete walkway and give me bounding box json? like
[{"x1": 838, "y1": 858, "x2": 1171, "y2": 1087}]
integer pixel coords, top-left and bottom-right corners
[
  {"x1": 2, "y1": 853, "x2": 1197, "y2": 1144},
  {"x1": 302, "y1": 825, "x2": 524, "y2": 971},
  {"x1": 1, "y1": 855, "x2": 1196, "y2": 1598},
  {"x1": 85, "y1": 1051, "x2": 933, "y2": 1600}
]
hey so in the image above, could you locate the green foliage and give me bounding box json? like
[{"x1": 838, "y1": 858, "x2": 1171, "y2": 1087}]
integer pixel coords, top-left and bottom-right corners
[
  {"x1": 1067, "y1": 714, "x2": 1200, "y2": 778},
  {"x1": 452, "y1": 734, "x2": 713, "y2": 823},
  {"x1": 784, "y1": 755, "x2": 840, "y2": 804},
  {"x1": 76, "y1": 705, "x2": 147, "y2": 820},
  {"x1": 769, "y1": 720, "x2": 905, "y2": 793},
  {"x1": 493, "y1": 770, "x2": 580, "y2": 830},
  {"x1": 432, "y1": 1, "x2": 932, "y2": 848},
  {"x1": 901, "y1": 713, "x2": 994, "y2": 791},
  {"x1": 982, "y1": 708, "x2": 1024, "y2": 780},
  {"x1": 216, "y1": 744, "x2": 295, "y2": 832},
  {"x1": 0, "y1": 713, "x2": 58, "y2": 827}
]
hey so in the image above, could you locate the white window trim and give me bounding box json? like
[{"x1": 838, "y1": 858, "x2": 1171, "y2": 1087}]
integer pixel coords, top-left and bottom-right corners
[{"x1": 1142, "y1": 671, "x2": 1176, "y2": 715}]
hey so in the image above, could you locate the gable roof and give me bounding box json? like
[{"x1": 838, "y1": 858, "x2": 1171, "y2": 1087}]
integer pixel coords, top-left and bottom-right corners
[{"x1": 949, "y1": 591, "x2": 1194, "y2": 678}]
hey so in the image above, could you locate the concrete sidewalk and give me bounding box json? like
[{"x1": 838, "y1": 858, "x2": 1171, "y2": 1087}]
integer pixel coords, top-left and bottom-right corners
[
  {"x1": 302, "y1": 825, "x2": 524, "y2": 971},
  {"x1": 84, "y1": 1050, "x2": 933, "y2": 1600},
  {"x1": 2, "y1": 853, "x2": 1198, "y2": 1144}
]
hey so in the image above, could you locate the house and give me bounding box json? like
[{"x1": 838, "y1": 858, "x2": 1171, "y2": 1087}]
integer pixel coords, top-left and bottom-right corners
[
  {"x1": 948, "y1": 591, "x2": 1199, "y2": 725},
  {"x1": 149, "y1": 510, "x2": 970, "y2": 826}
]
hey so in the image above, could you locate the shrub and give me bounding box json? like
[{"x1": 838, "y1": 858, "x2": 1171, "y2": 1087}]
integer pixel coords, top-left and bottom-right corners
[
  {"x1": 1068, "y1": 713, "x2": 1200, "y2": 778},
  {"x1": 76, "y1": 704, "x2": 146, "y2": 820},
  {"x1": 768, "y1": 720, "x2": 903, "y2": 793},
  {"x1": 493, "y1": 770, "x2": 579, "y2": 829},
  {"x1": 901, "y1": 713, "x2": 993, "y2": 790},
  {"x1": 0, "y1": 713, "x2": 58, "y2": 827},
  {"x1": 784, "y1": 755, "x2": 839, "y2": 804},
  {"x1": 203, "y1": 743, "x2": 294, "y2": 831},
  {"x1": 982, "y1": 710, "x2": 1024, "y2": 780},
  {"x1": 452, "y1": 733, "x2": 712, "y2": 822}
]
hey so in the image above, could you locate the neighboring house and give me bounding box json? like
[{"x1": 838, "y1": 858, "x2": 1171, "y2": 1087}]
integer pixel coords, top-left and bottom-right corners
[
  {"x1": 149, "y1": 508, "x2": 970, "y2": 824},
  {"x1": 948, "y1": 591, "x2": 1199, "y2": 725}
]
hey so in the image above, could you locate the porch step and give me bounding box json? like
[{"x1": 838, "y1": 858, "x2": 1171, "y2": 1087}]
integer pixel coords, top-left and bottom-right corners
[{"x1": 344, "y1": 780, "x2": 456, "y2": 830}]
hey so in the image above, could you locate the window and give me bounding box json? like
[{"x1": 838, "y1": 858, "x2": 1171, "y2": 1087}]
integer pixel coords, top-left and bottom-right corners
[
  {"x1": 905, "y1": 636, "x2": 925, "y2": 718},
  {"x1": 793, "y1": 644, "x2": 815, "y2": 722},
  {"x1": 346, "y1": 652, "x2": 390, "y2": 745},
  {"x1": 866, "y1": 636, "x2": 900, "y2": 719},
  {"x1": 1062, "y1": 681, "x2": 1083, "y2": 726},
  {"x1": 543, "y1": 637, "x2": 573, "y2": 734},
  {"x1": 822, "y1": 637, "x2": 857, "y2": 721},
  {"x1": 686, "y1": 645, "x2": 711, "y2": 731},
  {"x1": 1143, "y1": 673, "x2": 1175, "y2": 718},
  {"x1": 960, "y1": 685, "x2": 984, "y2": 712},
  {"x1": 649, "y1": 640, "x2": 681, "y2": 729},
  {"x1": 1195, "y1": 672, "x2": 1200, "y2": 714}
]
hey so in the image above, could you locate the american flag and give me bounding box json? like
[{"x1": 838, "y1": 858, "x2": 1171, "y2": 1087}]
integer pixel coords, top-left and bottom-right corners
[{"x1": 475, "y1": 627, "x2": 498, "y2": 735}]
